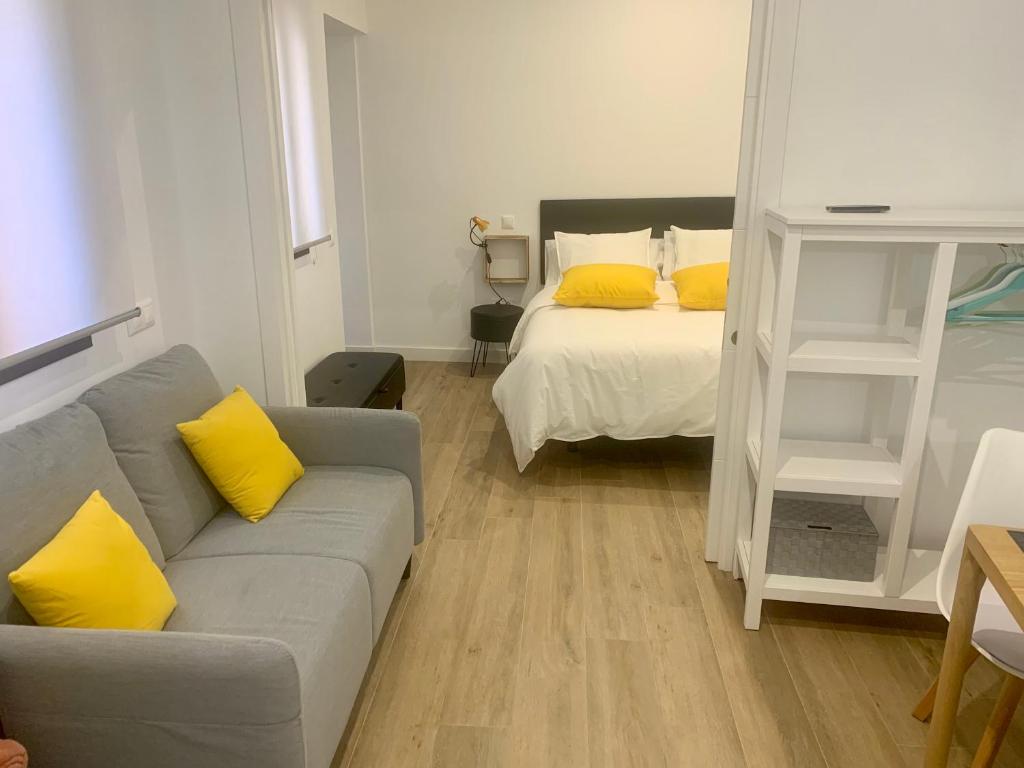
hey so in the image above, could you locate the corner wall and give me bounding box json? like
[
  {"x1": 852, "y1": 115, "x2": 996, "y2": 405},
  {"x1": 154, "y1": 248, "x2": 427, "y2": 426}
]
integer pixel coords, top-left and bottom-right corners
[
  {"x1": 326, "y1": 29, "x2": 374, "y2": 347},
  {"x1": 354, "y1": 0, "x2": 752, "y2": 357}
]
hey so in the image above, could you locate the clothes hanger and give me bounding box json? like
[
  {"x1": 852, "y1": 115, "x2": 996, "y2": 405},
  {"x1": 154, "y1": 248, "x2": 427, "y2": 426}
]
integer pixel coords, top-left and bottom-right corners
[
  {"x1": 947, "y1": 244, "x2": 1024, "y2": 312},
  {"x1": 942, "y1": 246, "x2": 1024, "y2": 321}
]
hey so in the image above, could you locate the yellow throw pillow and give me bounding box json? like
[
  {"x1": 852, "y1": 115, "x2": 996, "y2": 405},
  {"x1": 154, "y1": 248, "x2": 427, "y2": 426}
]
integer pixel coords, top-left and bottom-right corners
[
  {"x1": 672, "y1": 261, "x2": 730, "y2": 310},
  {"x1": 8, "y1": 490, "x2": 177, "y2": 630},
  {"x1": 177, "y1": 386, "x2": 303, "y2": 522},
  {"x1": 553, "y1": 263, "x2": 659, "y2": 309}
]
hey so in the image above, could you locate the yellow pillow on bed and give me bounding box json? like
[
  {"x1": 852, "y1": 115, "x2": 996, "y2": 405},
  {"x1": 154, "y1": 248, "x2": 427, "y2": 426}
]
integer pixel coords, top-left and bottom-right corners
[
  {"x1": 671, "y1": 261, "x2": 729, "y2": 310},
  {"x1": 553, "y1": 263, "x2": 658, "y2": 309}
]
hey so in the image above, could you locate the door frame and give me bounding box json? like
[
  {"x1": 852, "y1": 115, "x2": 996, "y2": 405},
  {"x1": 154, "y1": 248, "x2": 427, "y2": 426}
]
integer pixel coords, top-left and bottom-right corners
[
  {"x1": 706, "y1": 0, "x2": 801, "y2": 568},
  {"x1": 228, "y1": 0, "x2": 306, "y2": 406}
]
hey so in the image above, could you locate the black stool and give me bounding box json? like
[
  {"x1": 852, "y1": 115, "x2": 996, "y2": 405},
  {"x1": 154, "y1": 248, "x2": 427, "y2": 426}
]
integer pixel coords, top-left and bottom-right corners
[{"x1": 469, "y1": 303, "x2": 524, "y2": 377}]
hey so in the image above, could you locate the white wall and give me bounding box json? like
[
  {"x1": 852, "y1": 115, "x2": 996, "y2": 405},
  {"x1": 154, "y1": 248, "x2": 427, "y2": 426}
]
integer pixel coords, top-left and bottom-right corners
[
  {"x1": 327, "y1": 28, "x2": 374, "y2": 347},
  {"x1": 322, "y1": 0, "x2": 366, "y2": 33},
  {"x1": 273, "y1": 0, "x2": 352, "y2": 374},
  {"x1": 153, "y1": 0, "x2": 269, "y2": 402},
  {"x1": 274, "y1": 0, "x2": 368, "y2": 372},
  {"x1": 354, "y1": 0, "x2": 752, "y2": 356},
  {"x1": 736, "y1": 0, "x2": 1024, "y2": 551},
  {"x1": 0, "y1": 1, "x2": 277, "y2": 429}
]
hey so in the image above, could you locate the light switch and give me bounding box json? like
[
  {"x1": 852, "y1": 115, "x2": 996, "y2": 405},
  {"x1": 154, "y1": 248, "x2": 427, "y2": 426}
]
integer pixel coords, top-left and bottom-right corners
[
  {"x1": 127, "y1": 298, "x2": 156, "y2": 336},
  {"x1": 501, "y1": 215, "x2": 515, "y2": 230}
]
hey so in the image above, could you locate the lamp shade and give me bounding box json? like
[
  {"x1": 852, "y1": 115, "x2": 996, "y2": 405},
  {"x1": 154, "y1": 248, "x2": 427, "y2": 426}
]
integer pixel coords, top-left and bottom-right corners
[{"x1": 471, "y1": 216, "x2": 490, "y2": 232}]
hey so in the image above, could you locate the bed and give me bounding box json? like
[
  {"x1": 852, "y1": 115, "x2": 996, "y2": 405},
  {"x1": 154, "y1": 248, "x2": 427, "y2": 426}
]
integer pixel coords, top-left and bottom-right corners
[{"x1": 492, "y1": 196, "x2": 734, "y2": 471}]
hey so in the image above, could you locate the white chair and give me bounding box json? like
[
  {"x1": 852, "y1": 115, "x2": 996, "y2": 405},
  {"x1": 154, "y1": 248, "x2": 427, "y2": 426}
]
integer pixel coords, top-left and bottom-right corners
[{"x1": 913, "y1": 428, "x2": 1024, "y2": 766}]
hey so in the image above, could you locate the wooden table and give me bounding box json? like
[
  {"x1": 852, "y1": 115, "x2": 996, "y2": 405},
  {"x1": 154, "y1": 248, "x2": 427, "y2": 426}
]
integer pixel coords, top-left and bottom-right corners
[{"x1": 925, "y1": 525, "x2": 1024, "y2": 766}]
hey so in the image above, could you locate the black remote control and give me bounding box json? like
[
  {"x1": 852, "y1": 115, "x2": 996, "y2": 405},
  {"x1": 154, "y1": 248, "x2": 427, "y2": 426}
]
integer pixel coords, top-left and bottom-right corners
[{"x1": 826, "y1": 205, "x2": 891, "y2": 213}]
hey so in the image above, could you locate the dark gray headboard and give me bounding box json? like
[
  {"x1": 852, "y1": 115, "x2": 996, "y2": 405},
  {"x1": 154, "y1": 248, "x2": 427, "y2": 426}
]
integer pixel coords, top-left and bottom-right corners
[{"x1": 539, "y1": 196, "x2": 735, "y2": 284}]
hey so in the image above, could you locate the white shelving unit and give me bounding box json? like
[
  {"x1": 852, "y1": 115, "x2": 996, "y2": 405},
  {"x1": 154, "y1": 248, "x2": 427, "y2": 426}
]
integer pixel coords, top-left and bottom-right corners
[{"x1": 740, "y1": 207, "x2": 1024, "y2": 629}]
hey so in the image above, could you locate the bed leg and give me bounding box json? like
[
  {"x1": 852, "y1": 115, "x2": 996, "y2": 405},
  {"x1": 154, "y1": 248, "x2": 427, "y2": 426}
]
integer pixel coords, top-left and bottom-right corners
[{"x1": 567, "y1": 441, "x2": 579, "y2": 453}]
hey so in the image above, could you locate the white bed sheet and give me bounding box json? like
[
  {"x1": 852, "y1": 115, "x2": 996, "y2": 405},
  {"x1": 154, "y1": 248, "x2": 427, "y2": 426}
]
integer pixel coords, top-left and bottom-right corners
[{"x1": 492, "y1": 281, "x2": 724, "y2": 470}]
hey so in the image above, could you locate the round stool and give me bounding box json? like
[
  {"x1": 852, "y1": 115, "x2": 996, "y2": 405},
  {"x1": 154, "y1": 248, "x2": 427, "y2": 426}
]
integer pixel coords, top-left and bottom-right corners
[{"x1": 469, "y1": 302, "x2": 524, "y2": 376}]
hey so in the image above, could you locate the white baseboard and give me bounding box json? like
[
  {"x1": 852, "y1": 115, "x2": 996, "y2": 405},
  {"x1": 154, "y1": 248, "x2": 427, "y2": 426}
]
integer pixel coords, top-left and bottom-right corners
[{"x1": 346, "y1": 344, "x2": 474, "y2": 362}]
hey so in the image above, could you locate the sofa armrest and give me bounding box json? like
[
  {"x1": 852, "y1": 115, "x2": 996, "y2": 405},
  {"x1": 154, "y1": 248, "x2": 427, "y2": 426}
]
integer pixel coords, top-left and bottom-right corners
[
  {"x1": 0, "y1": 625, "x2": 301, "y2": 725},
  {"x1": 265, "y1": 406, "x2": 424, "y2": 543}
]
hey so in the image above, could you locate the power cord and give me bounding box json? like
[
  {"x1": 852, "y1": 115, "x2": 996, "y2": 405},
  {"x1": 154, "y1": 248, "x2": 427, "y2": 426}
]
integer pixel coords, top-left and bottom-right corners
[{"x1": 469, "y1": 219, "x2": 509, "y2": 304}]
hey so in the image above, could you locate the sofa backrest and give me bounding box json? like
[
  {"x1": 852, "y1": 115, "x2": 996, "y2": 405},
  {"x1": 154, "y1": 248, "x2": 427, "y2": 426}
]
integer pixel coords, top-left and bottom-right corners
[
  {"x1": 0, "y1": 403, "x2": 165, "y2": 624},
  {"x1": 79, "y1": 345, "x2": 224, "y2": 558}
]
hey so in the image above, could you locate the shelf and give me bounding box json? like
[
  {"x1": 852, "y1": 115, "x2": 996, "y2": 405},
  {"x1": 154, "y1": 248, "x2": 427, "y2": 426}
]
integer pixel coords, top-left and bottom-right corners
[
  {"x1": 765, "y1": 207, "x2": 1024, "y2": 245},
  {"x1": 766, "y1": 207, "x2": 1024, "y2": 229},
  {"x1": 735, "y1": 538, "x2": 940, "y2": 613},
  {"x1": 755, "y1": 329, "x2": 922, "y2": 376},
  {"x1": 485, "y1": 234, "x2": 529, "y2": 284},
  {"x1": 745, "y1": 437, "x2": 902, "y2": 497}
]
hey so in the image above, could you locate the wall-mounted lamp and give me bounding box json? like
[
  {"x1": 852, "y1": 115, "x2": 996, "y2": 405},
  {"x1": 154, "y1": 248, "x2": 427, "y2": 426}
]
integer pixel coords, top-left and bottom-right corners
[
  {"x1": 469, "y1": 216, "x2": 491, "y2": 263},
  {"x1": 469, "y1": 215, "x2": 509, "y2": 304}
]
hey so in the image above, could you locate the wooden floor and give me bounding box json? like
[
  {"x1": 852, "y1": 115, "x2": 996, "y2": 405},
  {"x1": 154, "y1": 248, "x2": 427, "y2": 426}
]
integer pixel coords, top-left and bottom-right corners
[{"x1": 333, "y1": 361, "x2": 1024, "y2": 768}]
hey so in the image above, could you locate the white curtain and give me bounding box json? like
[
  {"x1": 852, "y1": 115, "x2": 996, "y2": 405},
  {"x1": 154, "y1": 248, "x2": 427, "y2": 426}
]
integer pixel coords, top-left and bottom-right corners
[
  {"x1": 272, "y1": 0, "x2": 332, "y2": 252},
  {"x1": 0, "y1": 0, "x2": 135, "y2": 360}
]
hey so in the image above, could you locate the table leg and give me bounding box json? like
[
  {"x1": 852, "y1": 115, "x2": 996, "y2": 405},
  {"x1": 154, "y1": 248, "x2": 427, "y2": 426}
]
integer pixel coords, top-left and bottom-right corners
[
  {"x1": 925, "y1": 544, "x2": 988, "y2": 767},
  {"x1": 972, "y1": 675, "x2": 1024, "y2": 768}
]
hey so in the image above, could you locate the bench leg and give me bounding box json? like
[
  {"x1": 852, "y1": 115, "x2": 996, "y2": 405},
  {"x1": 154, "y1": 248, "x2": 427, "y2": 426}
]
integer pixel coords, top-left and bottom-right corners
[{"x1": 402, "y1": 557, "x2": 412, "y2": 580}]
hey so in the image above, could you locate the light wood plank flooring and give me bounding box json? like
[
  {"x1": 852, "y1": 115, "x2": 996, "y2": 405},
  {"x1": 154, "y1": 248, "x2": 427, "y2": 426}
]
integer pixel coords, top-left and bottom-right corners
[{"x1": 333, "y1": 361, "x2": 1024, "y2": 768}]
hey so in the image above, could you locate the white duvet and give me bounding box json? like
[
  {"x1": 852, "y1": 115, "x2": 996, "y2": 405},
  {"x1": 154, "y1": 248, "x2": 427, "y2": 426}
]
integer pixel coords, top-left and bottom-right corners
[{"x1": 492, "y1": 281, "x2": 724, "y2": 470}]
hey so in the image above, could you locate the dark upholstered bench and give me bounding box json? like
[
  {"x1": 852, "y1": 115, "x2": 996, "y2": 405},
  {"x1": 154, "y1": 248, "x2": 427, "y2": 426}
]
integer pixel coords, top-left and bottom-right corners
[{"x1": 305, "y1": 352, "x2": 406, "y2": 410}]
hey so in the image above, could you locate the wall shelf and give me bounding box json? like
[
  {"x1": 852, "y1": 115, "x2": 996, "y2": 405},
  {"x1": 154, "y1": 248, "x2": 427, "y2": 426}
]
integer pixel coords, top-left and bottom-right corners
[{"x1": 484, "y1": 234, "x2": 529, "y2": 284}]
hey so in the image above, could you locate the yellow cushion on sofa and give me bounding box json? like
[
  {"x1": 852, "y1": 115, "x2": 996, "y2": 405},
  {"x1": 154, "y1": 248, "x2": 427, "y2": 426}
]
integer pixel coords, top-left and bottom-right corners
[
  {"x1": 553, "y1": 263, "x2": 659, "y2": 309},
  {"x1": 671, "y1": 261, "x2": 729, "y2": 310},
  {"x1": 8, "y1": 490, "x2": 177, "y2": 630},
  {"x1": 177, "y1": 386, "x2": 304, "y2": 522}
]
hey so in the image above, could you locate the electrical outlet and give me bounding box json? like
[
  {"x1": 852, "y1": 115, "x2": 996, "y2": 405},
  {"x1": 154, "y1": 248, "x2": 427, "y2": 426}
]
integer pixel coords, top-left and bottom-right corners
[
  {"x1": 127, "y1": 298, "x2": 156, "y2": 336},
  {"x1": 501, "y1": 214, "x2": 515, "y2": 230}
]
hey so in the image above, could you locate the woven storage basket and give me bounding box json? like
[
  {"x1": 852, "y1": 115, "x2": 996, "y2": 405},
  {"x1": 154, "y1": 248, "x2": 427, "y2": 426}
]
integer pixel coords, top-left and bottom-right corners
[{"x1": 766, "y1": 497, "x2": 879, "y2": 581}]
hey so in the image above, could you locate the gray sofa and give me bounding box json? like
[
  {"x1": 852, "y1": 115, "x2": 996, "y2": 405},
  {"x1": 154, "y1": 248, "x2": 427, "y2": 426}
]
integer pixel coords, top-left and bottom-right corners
[{"x1": 0, "y1": 345, "x2": 423, "y2": 768}]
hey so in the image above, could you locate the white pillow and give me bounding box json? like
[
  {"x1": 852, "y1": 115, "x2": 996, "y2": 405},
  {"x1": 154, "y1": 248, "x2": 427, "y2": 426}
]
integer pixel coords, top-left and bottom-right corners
[
  {"x1": 667, "y1": 226, "x2": 732, "y2": 276},
  {"x1": 544, "y1": 240, "x2": 561, "y2": 284},
  {"x1": 661, "y1": 230, "x2": 675, "y2": 277},
  {"x1": 547, "y1": 233, "x2": 663, "y2": 282},
  {"x1": 554, "y1": 228, "x2": 652, "y2": 275},
  {"x1": 648, "y1": 239, "x2": 666, "y2": 278}
]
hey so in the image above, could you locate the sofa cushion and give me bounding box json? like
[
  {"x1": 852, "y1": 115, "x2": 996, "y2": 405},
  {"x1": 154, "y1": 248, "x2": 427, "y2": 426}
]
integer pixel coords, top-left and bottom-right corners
[
  {"x1": 80, "y1": 345, "x2": 224, "y2": 558},
  {"x1": 163, "y1": 553, "x2": 372, "y2": 768},
  {"x1": 177, "y1": 387, "x2": 305, "y2": 523},
  {"x1": 9, "y1": 490, "x2": 177, "y2": 630},
  {"x1": 172, "y1": 466, "x2": 414, "y2": 642},
  {"x1": 0, "y1": 404, "x2": 164, "y2": 624}
]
